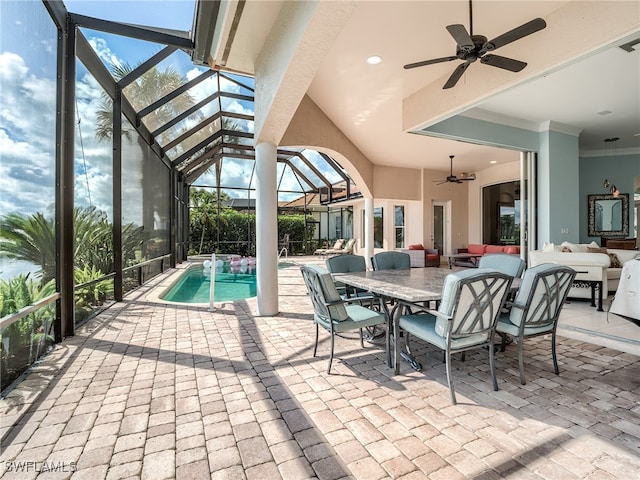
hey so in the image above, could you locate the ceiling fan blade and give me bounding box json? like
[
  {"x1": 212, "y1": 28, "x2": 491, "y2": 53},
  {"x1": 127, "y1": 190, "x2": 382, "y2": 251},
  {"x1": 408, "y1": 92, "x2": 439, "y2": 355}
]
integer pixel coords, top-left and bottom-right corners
[
  {"x1": 483, "y1": 18, "x2": 547, "y2": 51},
  {"x1": 481, "y1": 54, "x2": 527, "y2": 72},
  {"x1": 446, "y1": 24, "x2": 474, "y2": 50},
  {"x1": 404, "y1": 56, "x2": 458, "y2": 69},
  {"x1": 443, "y1": 61, "x2": 470, "y2": 89}
]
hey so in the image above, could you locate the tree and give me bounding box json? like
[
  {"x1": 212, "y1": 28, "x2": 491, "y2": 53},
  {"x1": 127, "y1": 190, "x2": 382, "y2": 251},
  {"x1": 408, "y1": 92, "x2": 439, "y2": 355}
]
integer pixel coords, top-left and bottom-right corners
[
  {"x1": 0, "y1": 207, "x2": 143, "y2": 283},
  {"x1": 95, "y1": 62, "x2": 194, "y2": 144},
  {"x1": 190, "y1": 188, "x2": 231, "y2": 254}
]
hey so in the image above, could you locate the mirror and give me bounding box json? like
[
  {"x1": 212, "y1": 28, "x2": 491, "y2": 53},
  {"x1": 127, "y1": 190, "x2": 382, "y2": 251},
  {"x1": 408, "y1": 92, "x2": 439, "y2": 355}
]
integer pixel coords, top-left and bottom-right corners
[{"x1": 588, "y1": 193, "x2": 629, "y2": 237}]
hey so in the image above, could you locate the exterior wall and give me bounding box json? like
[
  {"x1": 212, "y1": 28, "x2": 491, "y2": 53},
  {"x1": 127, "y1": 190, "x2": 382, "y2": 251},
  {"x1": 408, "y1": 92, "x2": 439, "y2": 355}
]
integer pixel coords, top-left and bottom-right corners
[
  {"x1": 422, "y1": 169, "x2": 469, "y2": 254},
  {"x1": 373, "y1": 165, "x2": 421, "y2": 200},
  {"x1": 351, "y1": 198, "x2": 423, "y2": 253}
]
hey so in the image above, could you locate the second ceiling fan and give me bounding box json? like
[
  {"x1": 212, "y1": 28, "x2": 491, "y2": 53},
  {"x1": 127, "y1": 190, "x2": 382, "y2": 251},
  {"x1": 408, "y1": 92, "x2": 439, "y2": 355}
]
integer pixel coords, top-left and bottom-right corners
[
  {"x1": 436, "y1": 156, "x2": 475, "y2": 185},
  {"x1": 404, "y1": 0, "x2": 546, "y2": 89}
]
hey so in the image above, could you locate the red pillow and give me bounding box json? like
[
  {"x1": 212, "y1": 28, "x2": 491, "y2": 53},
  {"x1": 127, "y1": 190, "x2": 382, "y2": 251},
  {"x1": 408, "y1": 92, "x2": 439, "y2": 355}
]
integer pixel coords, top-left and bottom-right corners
[
  {"x1": 486, "y1": 245, "x2": 505, "y2": 254},
  {"x1": 408, "y1": 244, "x2": 424, "y2": 250},
  {"x1": 467, "y1": 244, "x2": 486, "y2": 255},
  {"x1": 504, "y1": 246, "x2": 520, "y2": 255}
]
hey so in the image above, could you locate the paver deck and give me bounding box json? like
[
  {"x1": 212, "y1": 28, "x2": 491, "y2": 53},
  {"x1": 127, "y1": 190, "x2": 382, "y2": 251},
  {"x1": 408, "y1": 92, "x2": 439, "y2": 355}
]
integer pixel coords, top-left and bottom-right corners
[{"x1": 1, "y1": 258, "x2": 638, "y2": 479}]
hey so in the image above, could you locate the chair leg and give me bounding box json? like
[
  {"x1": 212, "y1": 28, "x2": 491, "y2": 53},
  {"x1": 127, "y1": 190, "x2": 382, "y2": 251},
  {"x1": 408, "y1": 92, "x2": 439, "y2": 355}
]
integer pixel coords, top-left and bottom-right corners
[
  {"x1": 489, "y1": 342, "x2": 498, "y2": 391},
  {"x1": 552, "y1": 331, "x2": 559, "y2": 375},
  {"x1": 313, "y1": 323, "x2": 319, "y2": 357},
  {"x1": 500, "y1": 333, "x2": 507, "y2": 352},
  {"x1": 518, "y1": 340, "x2": 526, "y2": 385},
  {"x1": 359, "y1": 328, "x2": 364, "y2": 348},
  {"x1": 327, "y1": 332, "x2": 335, "y2": 374},
  {"x1": 445, "y1": 350, "x2": 456, "y2": 405}
]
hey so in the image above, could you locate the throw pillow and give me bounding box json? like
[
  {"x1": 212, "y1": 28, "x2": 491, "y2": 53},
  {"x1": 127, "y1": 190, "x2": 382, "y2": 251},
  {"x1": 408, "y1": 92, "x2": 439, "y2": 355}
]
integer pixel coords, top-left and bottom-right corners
[
  {"x1": 587, "y1": 247, "x2": 607, "y2": 254},
  {"x1": 562, "y1": 246, "x2": 571, "y2": 252},
  {"x1": 542, "y1": 242, "x2": 555, "y2": 252},
  {"x1": 561, "y1": 241, "x2": 588, "y2": 253},
  {"x1": 608, "y1": 252, "x2": 622, "y2": 268}
]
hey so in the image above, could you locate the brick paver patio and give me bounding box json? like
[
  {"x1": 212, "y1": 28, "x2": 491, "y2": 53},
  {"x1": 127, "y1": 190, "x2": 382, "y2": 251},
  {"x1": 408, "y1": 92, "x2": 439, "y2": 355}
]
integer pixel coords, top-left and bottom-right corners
[{"x1": 1, "y1": 258, "x2": 638, "y2": 479}]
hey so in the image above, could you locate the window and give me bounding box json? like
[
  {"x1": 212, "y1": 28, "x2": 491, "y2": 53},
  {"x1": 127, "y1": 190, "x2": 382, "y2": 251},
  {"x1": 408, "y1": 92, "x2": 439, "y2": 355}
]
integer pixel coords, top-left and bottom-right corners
[
  {"x1": 374, "y1": 207, "x2": 383, "y2": 248},
  {"x1": 482, "y1": 181, "x2": 520, "y2": 245},
  {"x1": 394, "y1": 206, "x2": 405, "y2": 248}
]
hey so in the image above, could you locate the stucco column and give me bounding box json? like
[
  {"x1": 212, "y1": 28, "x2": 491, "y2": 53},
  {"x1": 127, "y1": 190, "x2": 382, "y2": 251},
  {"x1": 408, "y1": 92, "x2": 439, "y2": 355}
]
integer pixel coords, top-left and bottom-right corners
[
  {"x1": 255, "y1": 141, "x2": 279, "y2": 315},
  {"x1": 364, "y1": 197, "x2": 374, "y2": 269}
]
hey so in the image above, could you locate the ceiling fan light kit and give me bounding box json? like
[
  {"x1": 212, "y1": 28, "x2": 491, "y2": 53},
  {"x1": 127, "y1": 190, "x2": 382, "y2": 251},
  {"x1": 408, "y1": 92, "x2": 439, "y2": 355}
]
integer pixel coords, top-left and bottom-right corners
[{"x1": 404, "y1": 0, "x2": 547, "y2": 89}]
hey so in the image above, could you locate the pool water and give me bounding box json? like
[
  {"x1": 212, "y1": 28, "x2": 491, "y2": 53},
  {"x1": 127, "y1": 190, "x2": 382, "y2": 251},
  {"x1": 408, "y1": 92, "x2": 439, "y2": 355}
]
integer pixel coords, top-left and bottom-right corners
[
  {"x1": 162, "y1": 266, "x2": 256, "y2": 303},
  {"x1": 161, "y1": 262, "x2": 296, "y2": 303}
]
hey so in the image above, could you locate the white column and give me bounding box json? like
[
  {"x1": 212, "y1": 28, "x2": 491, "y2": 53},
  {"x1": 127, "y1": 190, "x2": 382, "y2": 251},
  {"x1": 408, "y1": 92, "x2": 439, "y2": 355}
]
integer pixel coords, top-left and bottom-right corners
[
  {"x1": 255, "y1": 142, "x2": 279, "y2": 315},
  {"x1": 364, "y1": 197, "x2": 374, "y2": 269}
]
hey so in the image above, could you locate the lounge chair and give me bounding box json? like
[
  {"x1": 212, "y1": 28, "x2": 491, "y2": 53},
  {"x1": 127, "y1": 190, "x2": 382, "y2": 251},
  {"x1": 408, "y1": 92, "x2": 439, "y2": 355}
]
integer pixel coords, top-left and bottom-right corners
[
  {"x1": 314, "y1": 238, "x2": 345, "y2": 255},
  {"x1": 324, "y1": 238, "x2": 356, "y2": 256}
]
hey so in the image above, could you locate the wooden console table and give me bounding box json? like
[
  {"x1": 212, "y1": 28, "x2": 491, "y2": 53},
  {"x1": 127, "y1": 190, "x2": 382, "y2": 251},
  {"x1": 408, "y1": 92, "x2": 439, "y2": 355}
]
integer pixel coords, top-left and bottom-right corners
[{"x1": 601, "y1": 238, "x2": 637, "y2": 250}]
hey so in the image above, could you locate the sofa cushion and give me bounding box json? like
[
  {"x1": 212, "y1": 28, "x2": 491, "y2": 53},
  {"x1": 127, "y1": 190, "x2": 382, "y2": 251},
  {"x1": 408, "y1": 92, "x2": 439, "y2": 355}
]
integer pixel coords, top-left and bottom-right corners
[
  {"x1": 504, "y1": 246, "x2": 520, "y2": 255},
  {"x1": 486, "y1": 245, "x2": 505, "y2": 254},
  {"x1": 587, "y1": 246, "x2": 608, "y2": 254},
  {"x1": 467, "y1": 244, "x2": 486, "y2": 255},
  {"x1": 408, "y1": 244, "x2": 424, "y2": 250}
]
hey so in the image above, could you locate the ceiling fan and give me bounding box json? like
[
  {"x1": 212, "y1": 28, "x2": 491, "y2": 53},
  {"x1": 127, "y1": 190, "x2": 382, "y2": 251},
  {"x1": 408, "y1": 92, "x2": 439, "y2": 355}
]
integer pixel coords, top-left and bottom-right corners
[
  {"x1": 404, "y1": 0, "x2": 546, "y2": 89},
  {"x1": 435, "y1": 156, "x2": 475, "y2": 184}
]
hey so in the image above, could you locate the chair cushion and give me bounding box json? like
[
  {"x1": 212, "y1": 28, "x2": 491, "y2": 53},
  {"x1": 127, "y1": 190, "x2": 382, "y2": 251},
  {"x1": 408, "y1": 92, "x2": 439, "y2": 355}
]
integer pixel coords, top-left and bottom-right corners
[
  {"x1": 315, "y1": 269, "x2": 348, "y2": 321},
  {"x1": 467, "y1": 244, "x2": 486, "y2": 255},
  {"x1": 496, "y1": 315, "x2": 554, "y2": 337},
  {"x1": 408, "y1": 244, "x2": 425, "y2": 250},
  {"x1": 400, "y1": 313, "x2": 487, "y2": 350},
  {"x1": 509, "y1": 263, "x2": 571, "y2": 327},
  {"x1": 426, "y1": 254, "x2": 439, "y2": 260},
  {"x1": 331, "y1": 304, "x2": 386, "y2": 332}
]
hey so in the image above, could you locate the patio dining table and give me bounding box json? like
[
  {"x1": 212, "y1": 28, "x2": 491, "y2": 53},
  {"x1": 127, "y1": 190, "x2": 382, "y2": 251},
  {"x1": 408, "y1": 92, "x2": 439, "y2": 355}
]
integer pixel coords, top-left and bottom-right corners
[{"x1": 333, "y1": 267, "x2": 521, "y2": 373}]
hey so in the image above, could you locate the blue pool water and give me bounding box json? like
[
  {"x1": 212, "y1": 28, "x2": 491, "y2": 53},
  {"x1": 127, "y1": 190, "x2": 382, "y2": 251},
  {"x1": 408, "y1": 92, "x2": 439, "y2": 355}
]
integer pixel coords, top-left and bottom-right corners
[
  {"x1": 161, "y1": 262, "x2": 296, "y2": 303},
  {"x1": 162, "y1": 266, "x2": 256, "y2": 303}
]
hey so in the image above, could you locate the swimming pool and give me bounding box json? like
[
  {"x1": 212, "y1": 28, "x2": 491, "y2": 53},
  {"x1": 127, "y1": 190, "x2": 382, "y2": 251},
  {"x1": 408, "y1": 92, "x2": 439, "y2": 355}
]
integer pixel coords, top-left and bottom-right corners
[
  {"x1": 161, "y1": 262, "x2": 295, "y2": 303},
  {"x1": 162, "y1": 266, "x2": 256, "y2": 303}
]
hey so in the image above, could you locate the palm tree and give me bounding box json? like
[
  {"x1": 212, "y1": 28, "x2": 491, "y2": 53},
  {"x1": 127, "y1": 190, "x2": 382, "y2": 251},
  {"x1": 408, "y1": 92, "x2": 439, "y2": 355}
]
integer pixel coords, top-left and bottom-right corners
[
  {"x1": 0, "y1": 207, "x2": 143, "y2": 283},
  {"x1": 190, "y1": 188, "x2": 231, "y2": 254},
  {"x1": 95, "y1": 62, "x2": 195, "y2": 144},
  {"x1": 0, "y1": 212, "x2": 56, "y2": 282}
]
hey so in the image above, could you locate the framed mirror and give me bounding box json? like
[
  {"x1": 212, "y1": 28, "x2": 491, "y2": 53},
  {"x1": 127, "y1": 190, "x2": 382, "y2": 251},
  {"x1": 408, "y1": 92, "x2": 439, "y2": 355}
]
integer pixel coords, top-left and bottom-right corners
[{"x1": 588, "y1": 193, "x2": 629, "y2": 237}]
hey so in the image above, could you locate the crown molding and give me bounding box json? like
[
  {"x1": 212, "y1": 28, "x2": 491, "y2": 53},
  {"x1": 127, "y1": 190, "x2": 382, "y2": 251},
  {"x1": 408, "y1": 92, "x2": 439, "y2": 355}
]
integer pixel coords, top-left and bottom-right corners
[
  {"x1": 579, "y1": 146, "x2": 640, "y2": 158},
  {"x1": 538, "y1": 120, "x2": 582, "y2": 137}
]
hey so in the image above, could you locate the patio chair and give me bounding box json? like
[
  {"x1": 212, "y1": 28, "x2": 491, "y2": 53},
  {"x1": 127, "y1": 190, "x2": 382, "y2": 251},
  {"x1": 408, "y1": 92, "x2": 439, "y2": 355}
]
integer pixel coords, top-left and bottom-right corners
[
  {"x1": 314, "y1": 238, "x2": 345, "y2": 255},
  {"x1": 478, "y1": 253, "x2": 525, "y2": 278},
  {"x1": 324, "y1": 238, "x2": 356, "y2": 256},
  {"x1": 495, "y1": 263, "x2": 576, "y2": 385},
  {"x1": 397, "y1": 269, "x2": 513, "y2": 404},
  {"x1": 326, "y1": 254, "x2": 367, "y2": 299},
  {"x1": 372, "y1": 251, "x2": 411, "y2": 270},
  {"x1": 300, "y1": 265, "x2": 387, "y2": 374}
]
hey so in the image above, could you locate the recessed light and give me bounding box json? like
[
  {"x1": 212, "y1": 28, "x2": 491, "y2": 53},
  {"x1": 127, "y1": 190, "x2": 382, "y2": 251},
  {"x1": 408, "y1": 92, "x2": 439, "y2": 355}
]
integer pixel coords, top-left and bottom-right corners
[
  {"x1": 366, "y1": 55, "x2": 382, "y2": 65},
  {"x1": 490, "y1": 160, "x2": 497, "y2": 164}
]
